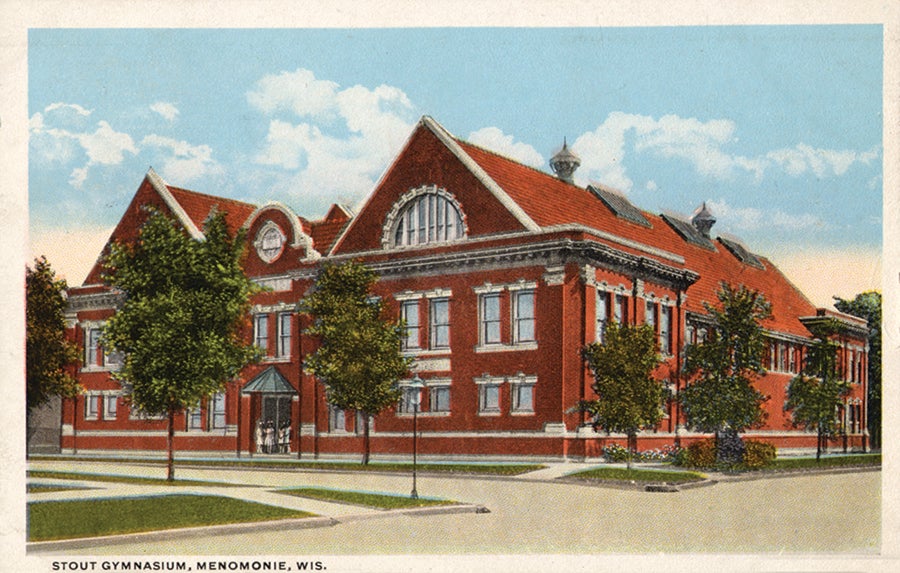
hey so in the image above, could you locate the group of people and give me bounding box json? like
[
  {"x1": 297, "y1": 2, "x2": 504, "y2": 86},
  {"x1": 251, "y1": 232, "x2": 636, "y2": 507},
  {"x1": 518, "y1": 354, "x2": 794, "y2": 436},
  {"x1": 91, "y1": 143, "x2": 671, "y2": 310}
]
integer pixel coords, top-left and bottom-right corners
[{"x1": 255, "y1": 420, "x2": 291, "y2": 454}]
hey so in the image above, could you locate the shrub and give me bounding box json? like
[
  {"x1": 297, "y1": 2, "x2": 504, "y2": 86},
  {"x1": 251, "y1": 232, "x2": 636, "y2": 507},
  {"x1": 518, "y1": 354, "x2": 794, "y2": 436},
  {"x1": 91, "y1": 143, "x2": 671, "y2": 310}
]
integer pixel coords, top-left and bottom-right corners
[
  {"x1": 602, "y1": 443, "x2": 630, "y2": 463},
  {"x1": 681, "y1": 438, "x2": 717, "y2": 468},
  {"x1": 741, "y1": 440, "x2": 776, "y2": 469}
]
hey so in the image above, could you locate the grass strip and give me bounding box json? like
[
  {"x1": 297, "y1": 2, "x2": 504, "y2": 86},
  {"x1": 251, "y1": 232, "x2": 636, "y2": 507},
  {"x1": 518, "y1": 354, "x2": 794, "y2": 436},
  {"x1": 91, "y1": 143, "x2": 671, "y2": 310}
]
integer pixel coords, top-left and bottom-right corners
[
  {"x1": 30, "y1": 456, "x2": 545, "y2": 476},
  {"x1": 764, "y1": 453, "x2": 881, "y2": 471},
  {"x1": 27, "y1": 470, "x2": 241, "y2": 487},
  {"x1": 28, "y1": 494, "x2": 314, "y2": 542},
  {"x1": 276, "y1": 487, "x2": 457, "y2": 509},
  {"x1": 565, "y1": 466, "x2": 706, "y2": 483}
]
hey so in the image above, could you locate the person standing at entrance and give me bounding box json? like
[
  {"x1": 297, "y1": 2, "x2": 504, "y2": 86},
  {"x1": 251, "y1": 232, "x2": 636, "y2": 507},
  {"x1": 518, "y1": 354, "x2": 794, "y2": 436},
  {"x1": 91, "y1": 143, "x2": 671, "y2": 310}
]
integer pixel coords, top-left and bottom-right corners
[
  {"x1": 280, "y1": 423, "x2": 291, "y2": 453},
  {"x1": 255, "y1": 420, "x2": 264, "y2": 454},
  {"x1": 264, "y1": 421, "x2": 275, "y2": 453}
]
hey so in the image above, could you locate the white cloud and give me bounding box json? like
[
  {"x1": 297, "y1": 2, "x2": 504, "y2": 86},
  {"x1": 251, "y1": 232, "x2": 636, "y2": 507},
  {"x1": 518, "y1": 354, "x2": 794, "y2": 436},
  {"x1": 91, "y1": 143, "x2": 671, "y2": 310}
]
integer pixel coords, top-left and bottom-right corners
[
  {"x1": 150, "y1": 102, "x2": 180, "y2": 122},
  {"x1": 76, "y1": 121, "x2": 138, "y2": 166},
  {"x1": 45, "y1": 102, "x2": 92, "y2": 117},
  {"x1": 571, "y1": 112, "x2": 879, "y2": 191},
  {"x1": 248, "y1": 69, "x2": 417, "y2": 201},
  {"x1": 247, "y1": 68, "x2": 340, "y2": 118},
  {"x1": 141, "y1": 134, "x2": 224, "y2": 183},
  {"x1": 706, "y1": 198, "x2": 826, "y2": 233},
  {"x1": 467, "y1": 127, "x2": 544, "y2": 168}
]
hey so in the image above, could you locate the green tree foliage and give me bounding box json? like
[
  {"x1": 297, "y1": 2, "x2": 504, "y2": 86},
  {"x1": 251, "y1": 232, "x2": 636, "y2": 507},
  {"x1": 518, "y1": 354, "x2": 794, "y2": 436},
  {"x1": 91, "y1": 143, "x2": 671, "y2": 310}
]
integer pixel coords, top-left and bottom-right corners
[
  {"x1": 300, "y1": 261, "x2": 411, "y2": 464},
  {"x1": 578, "y1": 321, "x2": 664, "y2": 469},
  {"x1": 26, "y1": 257, "x2": 81, "y2": 425},
  {"x1": 834, "y1": 291, "x2": 881, "y2": 449},
  {"x1": 679, "y1": 283, "x2": 771, "y2": 464},
  {"x1": 785, "y1": 319, "x2": 851, "y2": 461},
  {"x1": 103, "y1": 209, "x2": 258, "y2": 480}
]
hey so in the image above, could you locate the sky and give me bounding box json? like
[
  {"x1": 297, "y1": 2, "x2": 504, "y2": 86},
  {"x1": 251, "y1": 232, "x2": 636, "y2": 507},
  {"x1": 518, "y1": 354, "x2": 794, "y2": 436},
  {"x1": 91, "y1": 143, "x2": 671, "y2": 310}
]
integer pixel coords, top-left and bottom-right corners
[{"x1": 27, "y1": 26, "x2": 884, "y2": 307}]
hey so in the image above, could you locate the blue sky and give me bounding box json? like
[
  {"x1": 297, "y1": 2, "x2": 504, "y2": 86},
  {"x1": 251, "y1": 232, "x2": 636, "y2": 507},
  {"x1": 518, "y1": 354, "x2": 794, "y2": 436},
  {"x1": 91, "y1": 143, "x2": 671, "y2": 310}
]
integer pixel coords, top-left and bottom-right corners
[{"x1": 28, "y1": 26, "x2": 883, "y2": 306}]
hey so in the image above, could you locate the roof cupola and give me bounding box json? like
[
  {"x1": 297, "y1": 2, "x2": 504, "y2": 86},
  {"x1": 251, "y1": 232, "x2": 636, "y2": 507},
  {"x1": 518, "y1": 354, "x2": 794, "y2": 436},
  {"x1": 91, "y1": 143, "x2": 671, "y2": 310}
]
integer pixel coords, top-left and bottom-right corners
[
  {"x1": 550, "y1": 139, "x2": 581, "y2": 184},
  {"x1": 691, "y1": 202, "x2": 716, "y2": 238}
]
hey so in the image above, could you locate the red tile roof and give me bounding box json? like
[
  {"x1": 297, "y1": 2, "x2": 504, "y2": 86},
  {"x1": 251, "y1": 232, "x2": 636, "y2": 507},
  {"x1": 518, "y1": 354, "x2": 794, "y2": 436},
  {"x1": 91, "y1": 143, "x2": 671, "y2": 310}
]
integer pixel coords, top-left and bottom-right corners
[
  {"x1": 166, "y1": 185, "x2": 257, "y2": 235},
  {"x1": 456, "y1": 138, "x2": 817, "y2": 337}
]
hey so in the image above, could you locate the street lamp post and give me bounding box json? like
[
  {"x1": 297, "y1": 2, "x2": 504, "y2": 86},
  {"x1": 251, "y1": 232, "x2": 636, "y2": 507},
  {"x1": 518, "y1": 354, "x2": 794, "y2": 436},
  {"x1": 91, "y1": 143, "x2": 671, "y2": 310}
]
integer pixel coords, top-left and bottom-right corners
[{"x1": 409, "y1": 374, "x2": 425, "y2": 499}]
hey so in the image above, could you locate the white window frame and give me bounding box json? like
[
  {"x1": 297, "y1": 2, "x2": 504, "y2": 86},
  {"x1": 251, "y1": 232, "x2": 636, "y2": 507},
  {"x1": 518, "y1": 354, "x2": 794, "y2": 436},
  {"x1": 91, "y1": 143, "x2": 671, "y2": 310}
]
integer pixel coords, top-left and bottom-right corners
[
  {"x1": 512, "y1": 290, "x2": 536, "y2": 344},
  {"x1": 84, "y1": 394, "x2": 100, "y2": 420},
  {"x1": 329, "y1": 404, "x2": 346, "y2": 432},
  {"x1": 211, "y1": 392, "x2": 227, "y2": 429},
  {"x1": 659, "y1": 305, "x2": 673, "y2": 356},
  {"x1": 429, "y1": 297, "x2": 451, "y2": 349},
  {"x1": 480, "y1": 293, "x2": 502, "y2": 346},
  {"x1": 391, "y1": 187, "x2": 466, "y2": 248},
  {"x1": 429, "y1": 385, "x2": 451, "y2": 414},
  {"x1": 254, "y1": 314, "x2": 269, "y2": 353},
  {"x1": 596, "y1": 290, "x2": 609, "y2": 343},
  {"x1": 398, "y1": 385, "x2": 422, "y2": 415},
  {"x1": 277, "y1": 312, "x2": 292, "y2": 358},
  {"x1": 103, "y1": 395, "x2": 118, "y2": 420},
  {"x1": 400, "y1": 300, "x2": 421, "y2": 351}
]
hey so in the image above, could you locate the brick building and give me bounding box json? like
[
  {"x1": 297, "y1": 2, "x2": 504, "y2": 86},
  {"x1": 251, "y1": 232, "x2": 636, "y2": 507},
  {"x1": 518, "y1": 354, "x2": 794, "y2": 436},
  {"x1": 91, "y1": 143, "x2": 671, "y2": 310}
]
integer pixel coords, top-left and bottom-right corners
[{"x1": 60, "y1": 116, "x2": 870, "y2": 460}]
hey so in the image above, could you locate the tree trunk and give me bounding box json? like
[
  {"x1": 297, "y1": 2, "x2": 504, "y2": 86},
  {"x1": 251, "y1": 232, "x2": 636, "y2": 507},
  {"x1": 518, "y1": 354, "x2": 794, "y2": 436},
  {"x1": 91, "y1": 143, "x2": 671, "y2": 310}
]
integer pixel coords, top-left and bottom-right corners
[
  {"x1": 626, "y1": 433, "x2": 635, "y2": 470},
  {"x1": 816, "y1": 428, "x2": 822, "y2": 462},
  {"x1": 362, "y1": 413, "x2": 370, "y2": 465},
  {"x1": 167, "y1": 406, "x2": 176, "y2": 481}
]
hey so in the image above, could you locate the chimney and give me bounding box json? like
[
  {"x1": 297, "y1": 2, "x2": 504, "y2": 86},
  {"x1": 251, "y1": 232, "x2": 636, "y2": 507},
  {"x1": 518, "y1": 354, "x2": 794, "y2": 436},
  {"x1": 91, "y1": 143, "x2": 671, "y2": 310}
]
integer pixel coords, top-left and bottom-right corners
[
  {"x1": 550, "y1": 139, "x2": 580, "y2": 184},
  {"x1": 691, "y1": 202, "x2": 716, "y2": 238}
]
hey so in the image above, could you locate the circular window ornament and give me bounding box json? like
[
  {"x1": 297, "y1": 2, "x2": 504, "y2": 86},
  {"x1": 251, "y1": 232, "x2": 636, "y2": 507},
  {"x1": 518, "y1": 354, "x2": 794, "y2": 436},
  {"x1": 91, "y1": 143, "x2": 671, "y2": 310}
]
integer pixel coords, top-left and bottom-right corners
[{"x1": 255, "y1": 221, "x2": 286, "y2": 263}]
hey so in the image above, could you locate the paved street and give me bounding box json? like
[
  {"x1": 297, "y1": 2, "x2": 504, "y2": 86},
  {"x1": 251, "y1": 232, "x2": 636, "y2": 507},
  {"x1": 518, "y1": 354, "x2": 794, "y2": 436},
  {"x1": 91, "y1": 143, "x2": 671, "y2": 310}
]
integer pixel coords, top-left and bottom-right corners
[{"x1": 27, "y1": 459, "x2": 880, "y2": 555}]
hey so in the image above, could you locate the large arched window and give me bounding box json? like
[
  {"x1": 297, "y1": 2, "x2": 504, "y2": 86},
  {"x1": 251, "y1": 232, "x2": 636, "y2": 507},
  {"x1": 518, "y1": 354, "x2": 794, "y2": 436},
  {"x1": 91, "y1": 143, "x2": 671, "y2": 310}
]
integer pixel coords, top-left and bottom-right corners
[{"x1": 387, "y1": 186, "x2": 466, "y2": 248}]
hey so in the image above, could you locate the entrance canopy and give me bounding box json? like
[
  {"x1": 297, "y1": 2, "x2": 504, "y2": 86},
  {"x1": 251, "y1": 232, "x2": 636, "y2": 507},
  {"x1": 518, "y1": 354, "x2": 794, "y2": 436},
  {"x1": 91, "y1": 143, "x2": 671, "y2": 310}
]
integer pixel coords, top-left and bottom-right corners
[{"x1": 241, "y1": 366, "x2": 296, "y2": 394}]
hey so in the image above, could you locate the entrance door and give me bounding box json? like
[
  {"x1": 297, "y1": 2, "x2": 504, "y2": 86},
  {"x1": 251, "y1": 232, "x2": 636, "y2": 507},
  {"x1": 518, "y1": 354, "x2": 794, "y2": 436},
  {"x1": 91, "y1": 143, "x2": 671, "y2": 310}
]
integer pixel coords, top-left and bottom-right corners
[{"x1": 259, "y1": 394, "x2": 292, "y2": 454}]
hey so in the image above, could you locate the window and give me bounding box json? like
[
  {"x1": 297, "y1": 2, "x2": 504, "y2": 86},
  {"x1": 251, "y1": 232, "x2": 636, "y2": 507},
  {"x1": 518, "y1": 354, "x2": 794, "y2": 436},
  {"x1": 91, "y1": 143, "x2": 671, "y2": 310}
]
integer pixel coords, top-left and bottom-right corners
[
  {"x1": 187, "y1": 402, "x2": 203, "y2": 430},
  {"x1": 329, "y1": 405, "x2": 346, "y2": 432},
  {"x1": 430, "y1": 385, "x2": 451, "y2": 413},
  {"x1": 789, "y1": 345, "x2": 798, "y2": 374},
  {"x1": 85, "y1": 328, "x2": 102, "y2": 367},
  {"x1": 596, "y1": 291, "x2": 609, "y2": 343},
  {"x1": 430, "y1": 298, "x2": 450, "y2": 349},
  {"x1": 479, "y1": 384, "x2": 501, "y2": 414},
  {"x1": 277, "y1": 313, "x2": 292, "y2": 358},
  {"x1": 511, "y1": 383, "x2": 534, "y2": 413},
  {"x1": 84, "y1": 394, "x2": 100, "y2": 420},
  {"x1": 659, "y1": 306, "x2": 672, "y2": 355},
  {"x1": 513, "y1": 290, "x2": 536, "y2": 343},
  {"x1": 211, "y1": 392, "x2": 226, "y2": 429},
  {"x1": 614, "y1": 294, "x2": 628, "y2": 325},
  {"x1": 393, "y1": 190, "x2": 465, "y2": 247},
  {"x1": 400, "y1": 300, "x2": 421, "y2": 350},
  {"x1": 398, "y1": 386, "x2": 422, "y2": 414},
  {"x1": 645, "y1": 300, "x2": 657, "y2": 329},
  {"x1": 481, "y1": 294, "x2": 502, "y2": 345},
  {"x1": 777, "y1": 342, "x2": 787, "y2": 372},
  {"x1": 103, "y1": 395, "x2": 117, "y2": 420},
  {"x1": 254, "y1": 314, "x2": 269, "y2": 352}
]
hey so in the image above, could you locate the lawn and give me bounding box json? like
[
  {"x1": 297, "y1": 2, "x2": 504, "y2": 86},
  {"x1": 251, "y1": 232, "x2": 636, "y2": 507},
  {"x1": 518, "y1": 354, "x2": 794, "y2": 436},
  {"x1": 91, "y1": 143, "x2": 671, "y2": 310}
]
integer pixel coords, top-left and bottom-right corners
[
  {"x1": 30, "y1": 456, "x2": 546, "y2": 476},
  {"x1": 564, "y1": 466, "x2": 707, "y2": 484},
  {"x1": 275, "y1": 487, "x2": 457, "y2": 509},
  {"x1": 764, "y1": 453, "x2": 881, "y2": 471},
  {"x1": 28, "y1": 494, "x2": 315, "y2": 542},
  {"x1": 26, "y1": 470, "x2": 242, "y2": 487}
]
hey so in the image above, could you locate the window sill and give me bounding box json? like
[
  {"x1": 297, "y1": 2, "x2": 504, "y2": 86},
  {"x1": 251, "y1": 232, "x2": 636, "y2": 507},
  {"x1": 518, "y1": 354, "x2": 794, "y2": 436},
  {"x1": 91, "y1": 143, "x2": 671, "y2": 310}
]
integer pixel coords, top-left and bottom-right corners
[
  {"x1": 478, "y1": 411, "x2": 502, "y2": 417},
  {"x1": 475, "y1": 342, "x2": 538, "y2": 353},
  {"x1": 261, "y1": 357, "x2": 292, "y2": 364},
  {"x1": 511, "y1": 411, "x2": 535, "y2": 416},
  {"x1": 402, "y1": 349, "x2": 452, "y2": 358}
]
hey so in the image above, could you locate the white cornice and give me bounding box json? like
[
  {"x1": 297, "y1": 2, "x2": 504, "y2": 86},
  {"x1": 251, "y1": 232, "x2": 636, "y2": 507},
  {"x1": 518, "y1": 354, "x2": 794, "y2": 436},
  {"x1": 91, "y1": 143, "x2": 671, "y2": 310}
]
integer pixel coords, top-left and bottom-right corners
[
  {"x1": 146, "y1": 168, "x2": 203, "y2": 240},
  {"x1": 421, "y1": 116, "x2": 542, "y2": 233}
]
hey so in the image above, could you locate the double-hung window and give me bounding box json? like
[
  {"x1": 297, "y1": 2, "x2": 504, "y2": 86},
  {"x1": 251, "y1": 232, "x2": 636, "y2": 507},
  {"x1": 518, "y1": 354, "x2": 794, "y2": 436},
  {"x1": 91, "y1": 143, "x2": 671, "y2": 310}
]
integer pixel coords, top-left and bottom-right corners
[
  {"x1": 481, "y1": 293, "x2": 502, "y2": 345},
  {"x1": 211, "y1": 392, "x2": 226, "y2": 429},
  {"x1": 479, "y1": 384, "x2": 501, "y2": 414},
  {"x1": 659, "y1": 306, "x2": 672, "y2": 355},
  {"x1": 400, "y1": 300, "x2": 421, "y2": 350},
  {"x1": 614, "y1": 294, "x2": 628, "y2": 325},
  {"x1": 645, "y1": 300, "x2": 657, "y2": 330},
  {"x1": 277, "y1": 312, "x2": 291, "y2": 358},
  {"x1": 511, "y1": 383, "x2": 534, "y2": 413},
  {"x1": 596, "y1": 291, "x2": 609, "y2": 343},
  {"x1": 85, "y1": 328, "x2": 102, "y2": 367},
  {"x1": 430, "y1": 385, "x2": 451, "y2": 413},
  {"x1": 513, "y1": 290, "x2": 536, "y2": 343},
  {"x1": 255, "y1": 314, "x2": 269, "y2": 353},
  {"x1": 84, "y1": 394, "x2": 100, "y2": 420},
  {"x1": 103, "y1": 395, "x2": 118, "y2": 420},
  {"x1": 399, "y1": 386, "x2": 422, "y2": 414},
  {"x1": 430, "y1": 298, "x2": 450, "y2": 349}
]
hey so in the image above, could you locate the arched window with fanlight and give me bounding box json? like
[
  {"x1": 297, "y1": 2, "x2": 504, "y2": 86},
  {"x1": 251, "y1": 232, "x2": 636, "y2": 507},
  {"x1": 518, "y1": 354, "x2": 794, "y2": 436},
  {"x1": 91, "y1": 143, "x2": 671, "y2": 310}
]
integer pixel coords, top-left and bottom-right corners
[{"x1": 385, "y1": 186, "x2": 467, "y2": 248}]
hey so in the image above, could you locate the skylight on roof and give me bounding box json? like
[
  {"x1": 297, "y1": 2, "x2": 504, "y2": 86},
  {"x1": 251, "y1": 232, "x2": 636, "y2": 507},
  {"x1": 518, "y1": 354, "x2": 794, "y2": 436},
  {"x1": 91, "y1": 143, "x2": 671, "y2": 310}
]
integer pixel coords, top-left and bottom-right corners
[
  {"x1": 588, "y1": 185, "x2": 651, "y2": 227},
  {"x1": 661, "y1": 213, "x2": 717, "y2": 250},
  {"x1": 718, "y1": 236, "x2": 765, "y2": 269}
]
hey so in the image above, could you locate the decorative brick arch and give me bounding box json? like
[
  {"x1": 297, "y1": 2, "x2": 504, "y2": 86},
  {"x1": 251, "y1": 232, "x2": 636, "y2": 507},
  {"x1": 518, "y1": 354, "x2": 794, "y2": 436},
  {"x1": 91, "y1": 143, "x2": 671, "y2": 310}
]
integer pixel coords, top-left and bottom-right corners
[
  {"x1": 243, "y1": 202, "x2": 320, "y2": 262},
  {"x1": 381, "y1": 185, "x2": 469, "y2": 250}
]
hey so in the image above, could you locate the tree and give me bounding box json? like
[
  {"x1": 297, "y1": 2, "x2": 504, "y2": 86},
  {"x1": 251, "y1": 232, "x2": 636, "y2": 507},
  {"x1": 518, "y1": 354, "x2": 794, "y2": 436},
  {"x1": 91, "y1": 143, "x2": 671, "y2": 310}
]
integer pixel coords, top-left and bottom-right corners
[
  {"x1": 834, "y1": 291, "x2": 881, "y2": 449},
  {"x1": 26, "y1": 257, "x2": 82, "y2": 446},
  {"x1": 103, "y1": 209, "x2": 258, "y2": 480},
  {"x1": 300, "y1": 261, "x2": 411, "y2": 464},
  {"x1": 679, "y1": 283, "x2": 771, "y2": 465},
  {"x1": 785, "y1": 320, "x2": 850, "y2": 461},
  {"x1": 577, "y1": 321, "x2": 665, "y2": 469}
]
